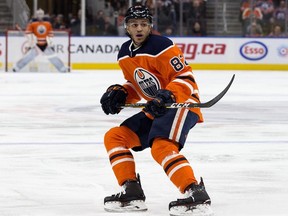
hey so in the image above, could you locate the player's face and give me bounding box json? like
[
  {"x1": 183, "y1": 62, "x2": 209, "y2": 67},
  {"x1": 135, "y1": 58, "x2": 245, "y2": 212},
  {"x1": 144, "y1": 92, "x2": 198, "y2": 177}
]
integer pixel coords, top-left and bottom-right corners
[{"x1": 126, "y1": 18, "x2": 152, "y2": 47}]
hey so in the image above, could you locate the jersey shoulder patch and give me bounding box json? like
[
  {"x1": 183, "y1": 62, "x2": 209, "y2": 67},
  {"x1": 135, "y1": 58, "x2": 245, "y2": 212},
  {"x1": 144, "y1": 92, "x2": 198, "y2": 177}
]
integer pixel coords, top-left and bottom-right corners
[
  {"x1": 118, "y1": 39, "x2": 132, "y2": 59},
  {"x1": 118, "y1": 34, "x2": 174, "y2": 59},
  {"x1": 146, "y1": 34, "x2": 174, "y2": 55}
]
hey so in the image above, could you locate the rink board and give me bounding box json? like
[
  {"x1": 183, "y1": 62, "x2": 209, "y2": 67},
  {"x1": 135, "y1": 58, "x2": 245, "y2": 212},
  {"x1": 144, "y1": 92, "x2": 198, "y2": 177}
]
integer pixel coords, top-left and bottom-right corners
[{"x1": 0, "y1": 36, "x2": 287, "y2": 71}]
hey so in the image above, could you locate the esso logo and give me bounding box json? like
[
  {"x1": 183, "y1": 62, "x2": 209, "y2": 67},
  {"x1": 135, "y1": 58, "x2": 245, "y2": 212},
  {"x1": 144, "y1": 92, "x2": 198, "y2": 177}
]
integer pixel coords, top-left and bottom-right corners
[{"x1": 240, "y1": 41, "x2": 268, "y2": 61}]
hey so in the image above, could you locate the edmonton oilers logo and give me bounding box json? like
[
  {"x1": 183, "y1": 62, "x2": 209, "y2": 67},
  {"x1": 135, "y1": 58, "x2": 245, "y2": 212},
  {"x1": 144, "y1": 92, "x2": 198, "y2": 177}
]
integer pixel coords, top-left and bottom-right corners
[
  {"x1": 134, "y1": 68, "x2": 161, "y2": 98},
  {"x1": 37, "y1": 25, "x2": 47, "y2": 35}
]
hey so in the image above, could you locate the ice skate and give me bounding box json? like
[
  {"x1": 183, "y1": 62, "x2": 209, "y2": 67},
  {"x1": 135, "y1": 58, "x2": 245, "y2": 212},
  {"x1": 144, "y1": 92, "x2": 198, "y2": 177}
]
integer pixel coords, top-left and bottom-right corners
[
  {"x1": 104, "y1": 174, "x2": 147, "y2": 212},
  {"x1": 169, "y1": 178, "x2": 213, "y2": 216}
]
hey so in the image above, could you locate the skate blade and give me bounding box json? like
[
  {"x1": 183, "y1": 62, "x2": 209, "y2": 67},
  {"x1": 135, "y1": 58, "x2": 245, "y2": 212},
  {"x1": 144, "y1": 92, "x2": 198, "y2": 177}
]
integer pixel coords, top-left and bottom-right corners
[
  {"x1": 170, "y1": 204, "x2": 214, "y2": 216},
  {"x1": 104, "y1": 200, "x2": 148, "y2": 212}
]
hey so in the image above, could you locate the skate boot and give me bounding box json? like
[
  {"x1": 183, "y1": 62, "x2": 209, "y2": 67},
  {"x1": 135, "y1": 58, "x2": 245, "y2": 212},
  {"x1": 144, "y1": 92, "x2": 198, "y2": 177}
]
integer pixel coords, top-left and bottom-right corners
[
  {"x1": 104, "y1": 174, "x2": 147, "y2": 212},
  {"x1": 169, "y1": 178, "x2": 213, "y2": 216}
]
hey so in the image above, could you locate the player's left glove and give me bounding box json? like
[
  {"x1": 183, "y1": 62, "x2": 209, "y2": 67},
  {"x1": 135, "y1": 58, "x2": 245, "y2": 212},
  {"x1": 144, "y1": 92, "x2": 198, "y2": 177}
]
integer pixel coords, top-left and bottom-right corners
[
  {"x1": 26, "y1": 34, "x2": 36, "y2": 48},
  {"x1": 144, "y1": 89, "x2": 176, "y2": 118},
  {"x1": 100, "y1": 84, "x2": 128, "y2": 115}
]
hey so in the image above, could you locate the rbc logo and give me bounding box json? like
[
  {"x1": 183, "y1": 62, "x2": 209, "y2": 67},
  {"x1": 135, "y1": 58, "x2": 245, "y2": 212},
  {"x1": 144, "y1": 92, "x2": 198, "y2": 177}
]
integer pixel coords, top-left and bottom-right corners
[{"x1": 278, "y1": 46, "x2": 288, "y2": 57}]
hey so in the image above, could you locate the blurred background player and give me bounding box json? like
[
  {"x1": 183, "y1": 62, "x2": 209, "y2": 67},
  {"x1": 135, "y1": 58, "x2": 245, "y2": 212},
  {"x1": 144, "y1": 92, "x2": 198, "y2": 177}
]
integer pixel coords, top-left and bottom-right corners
[
  {"x1": 13, "y1": 9, "x2": 68, "y2": 73},
  {"x1": 100, "y1": 5, "x2": 212, "y2": 215}
]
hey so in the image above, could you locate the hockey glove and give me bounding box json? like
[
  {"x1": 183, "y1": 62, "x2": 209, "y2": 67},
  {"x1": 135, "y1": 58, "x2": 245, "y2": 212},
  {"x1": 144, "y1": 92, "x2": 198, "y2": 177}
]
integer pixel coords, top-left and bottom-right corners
[
  {"x1": 144, "y1": 89, "x2": 176, "y2": 118},
  {"x1": 46, "y1": 36, "x2": 53, "y2": 47},
  {"x1": 100, "y1": 84, "x2": 128, "y2": 115},
  {"x1": 26, "y1": 33, "x2": 36, "y2": 48}
]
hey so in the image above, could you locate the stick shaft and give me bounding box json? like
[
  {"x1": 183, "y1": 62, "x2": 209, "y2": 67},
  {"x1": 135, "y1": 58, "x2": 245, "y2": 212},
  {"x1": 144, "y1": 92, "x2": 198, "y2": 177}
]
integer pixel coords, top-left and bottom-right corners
[{"x1": 121, "y1": 74, "x2": 235, "y2": 109}]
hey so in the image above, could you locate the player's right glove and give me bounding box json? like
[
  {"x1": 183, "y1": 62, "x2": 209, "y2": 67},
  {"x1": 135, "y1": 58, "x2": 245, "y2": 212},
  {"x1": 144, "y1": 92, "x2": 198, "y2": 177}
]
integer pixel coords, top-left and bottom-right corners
[
  {"x1": 144, "y1": 89, "x2": 176, "y2": 118},
  {"x1": 100, "y1": 84, "x2": 128, "y2": 115}
]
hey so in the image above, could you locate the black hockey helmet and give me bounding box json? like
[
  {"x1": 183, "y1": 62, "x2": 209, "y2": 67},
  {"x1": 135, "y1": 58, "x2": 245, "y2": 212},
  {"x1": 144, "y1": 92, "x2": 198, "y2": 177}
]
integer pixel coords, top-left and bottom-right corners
[{"x1": 124, "y1": 5, "x2": 153, "y2": 25}]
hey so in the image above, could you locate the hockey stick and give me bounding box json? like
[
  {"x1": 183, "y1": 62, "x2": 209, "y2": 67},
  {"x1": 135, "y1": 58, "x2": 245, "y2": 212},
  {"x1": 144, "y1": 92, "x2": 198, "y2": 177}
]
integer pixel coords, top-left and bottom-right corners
[
  {"x1": 15, "y1": 24, "x2": 35, "y2": 46},
  {"x1": 121, "y1": 74, "x2": 235, "y2": 109},
  {"x1": 15, "y1": 24, "x2": 25, "y2": 35}
]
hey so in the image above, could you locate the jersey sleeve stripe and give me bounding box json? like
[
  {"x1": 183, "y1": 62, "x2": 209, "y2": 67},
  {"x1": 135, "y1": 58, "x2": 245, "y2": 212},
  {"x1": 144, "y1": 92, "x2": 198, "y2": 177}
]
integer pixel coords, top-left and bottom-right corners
[
  {"x1": 191, "y1": 94, "x2": 200, "y2": 101},
  {"x1": 176, "y1": 75, "x2": 196, "y2": 83},
  {"x1": 185, "y1": 98, "x2": 199, "y2": 104},
  {"x1": 172, "y1": 79, "x2": 194, "y2": 95}
]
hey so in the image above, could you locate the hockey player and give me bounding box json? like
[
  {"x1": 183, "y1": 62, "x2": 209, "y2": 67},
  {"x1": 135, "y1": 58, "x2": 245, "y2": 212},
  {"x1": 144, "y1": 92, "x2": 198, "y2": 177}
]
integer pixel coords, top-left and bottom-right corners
[
  {"x1": 12, "y1": 9, "x2": 68, "y2": 73},
  {"x1": 100, "y1": 5, "x2": 212, "y2": 215}
]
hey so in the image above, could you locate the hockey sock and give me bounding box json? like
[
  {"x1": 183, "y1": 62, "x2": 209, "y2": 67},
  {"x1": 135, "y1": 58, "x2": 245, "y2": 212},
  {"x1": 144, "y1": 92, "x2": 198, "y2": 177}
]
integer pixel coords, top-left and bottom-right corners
[
  {"x1": 151, "y1": 138, "x2": 197, "y2": 193},
  {"x1": 104, "y1": 126, "x2": 141, "y2": 185}
]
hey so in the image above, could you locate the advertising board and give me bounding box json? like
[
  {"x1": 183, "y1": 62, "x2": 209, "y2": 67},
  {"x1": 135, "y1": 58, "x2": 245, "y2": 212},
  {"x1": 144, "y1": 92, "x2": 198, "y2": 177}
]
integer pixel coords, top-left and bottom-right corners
[{"x1": 1, "y1": 36, "x2": 287, "y2": 71}]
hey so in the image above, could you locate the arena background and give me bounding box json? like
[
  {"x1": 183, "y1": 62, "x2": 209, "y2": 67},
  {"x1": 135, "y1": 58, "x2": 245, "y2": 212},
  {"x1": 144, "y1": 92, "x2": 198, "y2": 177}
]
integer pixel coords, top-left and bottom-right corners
[
  {"x1": 0, "y1": 1, "x2": 288, "y2": 216},
  {"x1": 0, "y1": 0, "x2": 287, "y2": 71}
]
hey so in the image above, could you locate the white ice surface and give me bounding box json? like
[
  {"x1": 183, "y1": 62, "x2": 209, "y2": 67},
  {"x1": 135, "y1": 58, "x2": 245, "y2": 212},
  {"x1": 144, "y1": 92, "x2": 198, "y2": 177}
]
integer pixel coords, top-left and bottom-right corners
[{"x1": 0, "y1": 70, "x2": 287, "y2": 216}]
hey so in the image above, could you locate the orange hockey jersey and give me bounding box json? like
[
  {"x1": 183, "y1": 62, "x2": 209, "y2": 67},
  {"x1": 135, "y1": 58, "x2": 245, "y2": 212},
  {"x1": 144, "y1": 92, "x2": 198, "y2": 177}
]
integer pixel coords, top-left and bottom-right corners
[
  {"x1": 25, "y1": 21, "x2": 53, "y2": 45},
  {"x1": 118, "y1": 34, "x2": 203, "y2": 122}
]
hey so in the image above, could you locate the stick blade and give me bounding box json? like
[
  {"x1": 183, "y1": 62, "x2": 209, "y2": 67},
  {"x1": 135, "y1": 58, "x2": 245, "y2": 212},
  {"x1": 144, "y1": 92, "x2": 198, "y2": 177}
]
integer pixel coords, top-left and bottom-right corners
[{"x1": 197, "y1": 74, "x2": 235, "y2": 108}]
